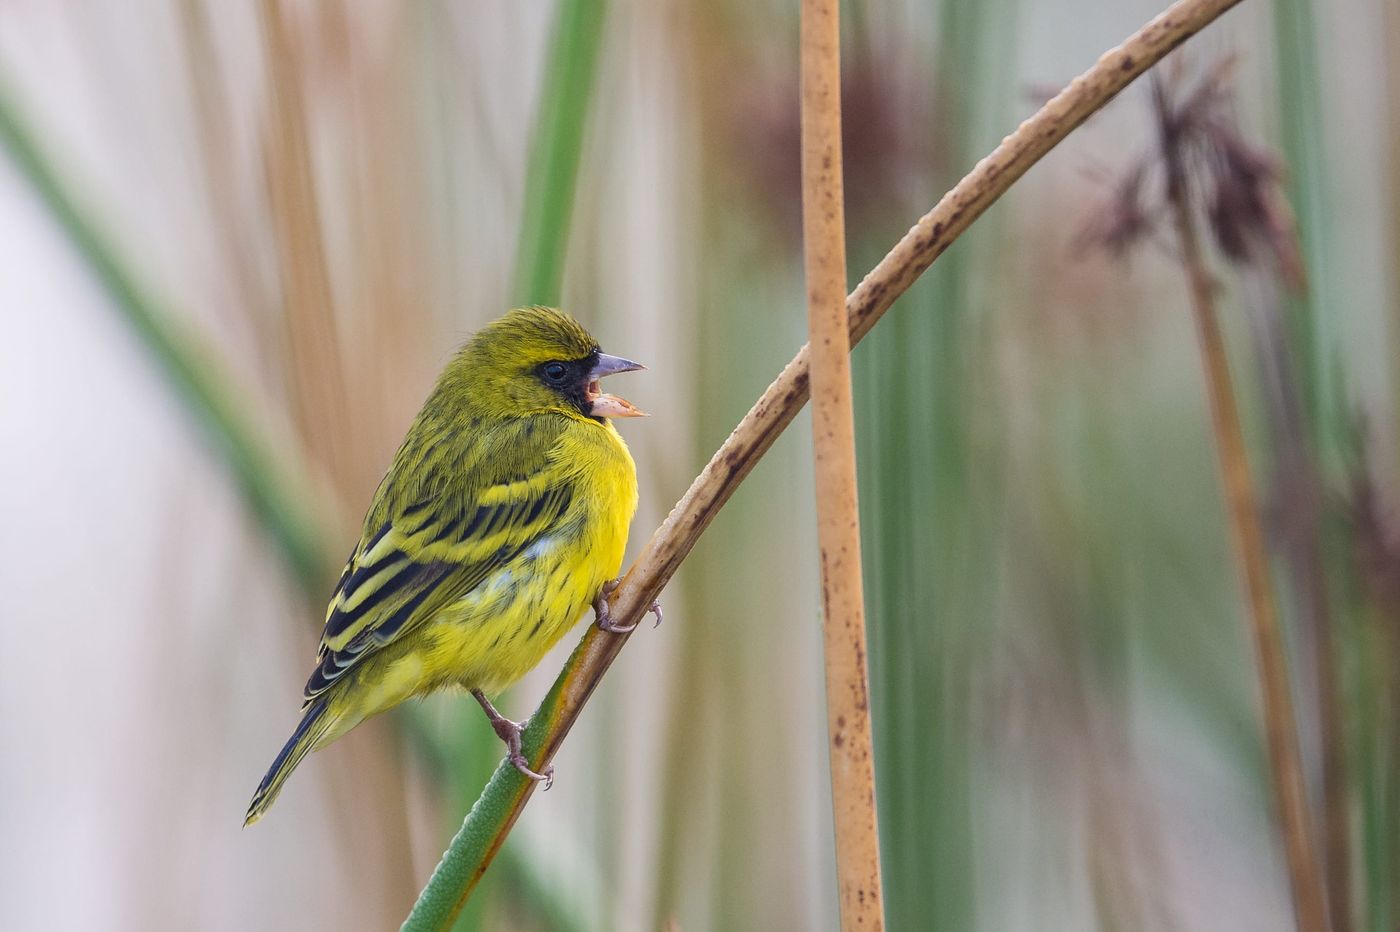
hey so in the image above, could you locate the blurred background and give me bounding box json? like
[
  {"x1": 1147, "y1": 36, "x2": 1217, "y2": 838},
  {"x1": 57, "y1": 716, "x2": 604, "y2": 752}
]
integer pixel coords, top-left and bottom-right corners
[{"x1": 1, "y1": 0, "x2": 1396, "y2": 929}]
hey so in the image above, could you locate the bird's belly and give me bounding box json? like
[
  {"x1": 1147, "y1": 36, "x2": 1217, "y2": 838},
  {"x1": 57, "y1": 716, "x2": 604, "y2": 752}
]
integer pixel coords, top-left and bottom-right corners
[{"x1": 424, "y1": 523, "x2": 622, "y2": 695}]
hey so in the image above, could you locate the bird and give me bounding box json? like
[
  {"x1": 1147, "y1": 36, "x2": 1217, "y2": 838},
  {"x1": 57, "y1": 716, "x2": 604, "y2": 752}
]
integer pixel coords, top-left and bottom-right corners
[{"x1": 245, "y1": 306, "x2": 657, "y2": 826}]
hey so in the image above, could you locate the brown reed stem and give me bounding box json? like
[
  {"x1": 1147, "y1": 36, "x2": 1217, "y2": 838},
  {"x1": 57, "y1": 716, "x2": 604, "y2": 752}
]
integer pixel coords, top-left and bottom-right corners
[
  {"x1": 403, "y1": 1, "x2": 1249, "y2": 923},
  {"x1": 1248, "y1": 273, "x2": 1347, "y2": 931},
  {"x1": 800, "y1": 0, "x2": 886, "y2": 926},
  {"x1": 1153, "y1": 76, "x2": 1329, "y2": 932}
]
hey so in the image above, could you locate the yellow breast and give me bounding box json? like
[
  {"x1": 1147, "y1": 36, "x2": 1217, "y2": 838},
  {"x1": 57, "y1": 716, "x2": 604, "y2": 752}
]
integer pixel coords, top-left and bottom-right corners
[{"x1": 424, "y1": 419, "x2": 637, "y2": 695}]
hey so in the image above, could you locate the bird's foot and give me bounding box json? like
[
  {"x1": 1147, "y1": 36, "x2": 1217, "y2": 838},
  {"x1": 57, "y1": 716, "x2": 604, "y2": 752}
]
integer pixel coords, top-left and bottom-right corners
[
  {"x1": 594, "y1": 579, "x2": 635, "y2": 633},
  {"x1": 593, "y1": 579, "x2": 664, "y2": 633},
  {"x1": 472, "y1": 689, "x2": 554, "y2": 790}
]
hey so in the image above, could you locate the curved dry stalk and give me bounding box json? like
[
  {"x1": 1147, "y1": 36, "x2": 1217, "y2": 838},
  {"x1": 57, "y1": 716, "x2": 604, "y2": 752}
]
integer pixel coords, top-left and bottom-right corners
[
  {"x1": 799, "y1": 0, "x2": 886, "y2": 927},
  {"x1": 403, "y1": 0, "x2": 1247, "y2": 925}
]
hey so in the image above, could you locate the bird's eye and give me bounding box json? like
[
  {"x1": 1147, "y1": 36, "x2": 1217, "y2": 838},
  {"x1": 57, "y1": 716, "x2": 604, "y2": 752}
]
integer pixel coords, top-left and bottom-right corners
[{"x1": 542, "y1": 361, "x2": 568, "y2": 383}]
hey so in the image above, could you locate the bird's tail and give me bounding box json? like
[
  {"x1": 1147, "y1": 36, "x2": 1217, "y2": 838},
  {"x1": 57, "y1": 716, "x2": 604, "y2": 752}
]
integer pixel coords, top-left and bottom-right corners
[{"x1": 245, "y1": 699, "x2": 333, "y2": 826}]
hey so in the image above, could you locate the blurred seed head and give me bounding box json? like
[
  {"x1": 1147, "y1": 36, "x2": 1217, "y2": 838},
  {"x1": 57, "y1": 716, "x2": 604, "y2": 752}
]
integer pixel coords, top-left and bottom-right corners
[
  {"x1": 1078, "y1": 55, "x2": 1306, "y2": 291},
  {"x1": 1073, "y1": 161, "x2": 1156, "y2": 260},
  {"x1": 1204, "y1": 130, "x2": 1306, "y2": 289},
  {"x1": 728, "y1": 50, "x2": 939, "y2": 247}
]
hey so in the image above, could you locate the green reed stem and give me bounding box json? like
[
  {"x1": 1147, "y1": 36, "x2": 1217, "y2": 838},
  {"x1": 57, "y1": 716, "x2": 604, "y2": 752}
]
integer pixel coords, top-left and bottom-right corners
[{"x1": 511, "y1": 0, "x2": 609, "y2": 307}]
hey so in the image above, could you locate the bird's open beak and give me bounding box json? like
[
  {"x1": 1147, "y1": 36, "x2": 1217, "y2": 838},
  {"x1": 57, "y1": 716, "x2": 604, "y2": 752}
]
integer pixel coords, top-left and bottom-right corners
[{"x1": 585, "y1": 353, "x2": 647, "y2": 418}]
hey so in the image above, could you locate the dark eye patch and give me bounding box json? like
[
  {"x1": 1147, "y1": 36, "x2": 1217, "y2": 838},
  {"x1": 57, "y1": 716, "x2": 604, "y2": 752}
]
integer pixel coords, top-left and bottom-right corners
[{"x1": 536, "y1": 352, "x2": 600, "y2": 415}]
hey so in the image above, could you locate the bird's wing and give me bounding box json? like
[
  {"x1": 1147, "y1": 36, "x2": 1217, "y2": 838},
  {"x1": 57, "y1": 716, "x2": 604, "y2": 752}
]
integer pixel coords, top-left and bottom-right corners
[{"x1": 302, "y1": 417, "x2": 575, "y2": 703}]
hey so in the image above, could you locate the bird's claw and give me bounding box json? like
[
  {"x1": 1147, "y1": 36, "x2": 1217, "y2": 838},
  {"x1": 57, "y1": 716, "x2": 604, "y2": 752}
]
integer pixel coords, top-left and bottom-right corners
[
  {"x1": 593, "y1": 579, "x2": 664, "y2": 634},
  {"x1": 509, "y1": 754, "x2": 555, "y2": 790},
  {"x1": 597, "y1": 613, "x2": 637, "y2": 634},
  {"x1": 473, "y1": 688, "x2": 556, "y2": 790},
  {"x1": 498, "y1": 720, "x2": 555, "y2": 789},
  {"x1": 594, "y1": 579, "x2": 636, "y2": 634}
]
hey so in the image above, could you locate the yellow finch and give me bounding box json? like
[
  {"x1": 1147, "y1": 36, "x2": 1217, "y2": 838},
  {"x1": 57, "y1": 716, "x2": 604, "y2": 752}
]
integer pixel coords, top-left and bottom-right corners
[{"x1": 245, "y1": 306, "x2": 655, "y2": 826}]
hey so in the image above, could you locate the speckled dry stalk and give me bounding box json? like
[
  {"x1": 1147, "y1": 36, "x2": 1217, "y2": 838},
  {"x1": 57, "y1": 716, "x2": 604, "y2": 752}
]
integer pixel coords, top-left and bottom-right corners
[{"x1": 800, "y1": 0, "x2": 886, "y2": 927}]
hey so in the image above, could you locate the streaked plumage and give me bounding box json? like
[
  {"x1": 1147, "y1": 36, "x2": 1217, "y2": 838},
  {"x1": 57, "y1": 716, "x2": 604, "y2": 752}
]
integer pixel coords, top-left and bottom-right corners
[{"x1": 246, "y1": 307, "x2": 644, "y2": 825}]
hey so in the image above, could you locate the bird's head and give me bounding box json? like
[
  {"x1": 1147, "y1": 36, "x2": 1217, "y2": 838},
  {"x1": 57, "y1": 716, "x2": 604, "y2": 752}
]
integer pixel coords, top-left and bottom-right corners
[{"x1": 451, "y1": 306, "x2": 646, "y2": 421}]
